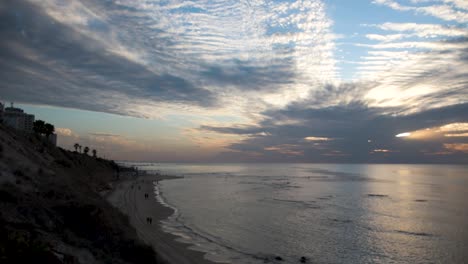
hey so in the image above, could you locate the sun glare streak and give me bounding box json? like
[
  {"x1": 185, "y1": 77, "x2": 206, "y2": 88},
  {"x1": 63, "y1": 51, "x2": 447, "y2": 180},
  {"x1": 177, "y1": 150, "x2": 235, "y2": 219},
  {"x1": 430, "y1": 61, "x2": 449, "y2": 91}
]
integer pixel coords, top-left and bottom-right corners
[
  {"x1": 445, "y1": 133, "x2": 468, "y2": 137},
  {"x1": 396, "y1": 123, "x2": 468, "y2": 140},
  {"x1": 396, "y1": 132, "x2": 411, "y2": 137},
  {"x1": 305, "y1": 136, "x2": 332, "y2": 141}
]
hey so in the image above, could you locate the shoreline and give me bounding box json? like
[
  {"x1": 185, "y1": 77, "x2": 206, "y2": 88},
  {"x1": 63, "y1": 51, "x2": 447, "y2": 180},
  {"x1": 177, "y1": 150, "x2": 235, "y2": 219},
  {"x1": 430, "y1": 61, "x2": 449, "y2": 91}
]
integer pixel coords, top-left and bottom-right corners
[{"x1": 107, "y1": 174, "x2": 219, "y2": 264}]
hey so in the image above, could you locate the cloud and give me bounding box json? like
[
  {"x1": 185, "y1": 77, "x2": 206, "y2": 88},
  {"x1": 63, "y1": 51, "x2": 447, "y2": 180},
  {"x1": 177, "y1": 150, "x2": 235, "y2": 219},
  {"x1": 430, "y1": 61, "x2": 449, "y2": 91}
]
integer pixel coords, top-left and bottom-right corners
[
  {"x1": 377, "y1": 23, "x2": 467, "y2": 38},
  {"x1": 1, "y1": 0, "x2": 467, "y2": 163},
  {"x1": 304, "y1": 137, "x2": 334, "y2": 141},
  {"x1": 0, "y1": 0, "x2": 337, "y2": 119},
  {"x1": 366, "y1": 33, "x2": 406, "y2": 42},
  {"x1": 356, "y1": 38, "x2": 468, "y2": 113},
  {"x1": 89, "y1": 133, "x2": 121, "y2": 137},
  {"x1": 0, "y1": 0, "x2": 217, "y2": 117},
  {"x1": 444, "y1": 143, "x2": 468, "y2": 152},
  {"x1": 393, "y1": 122, "x2": 468, "y2": 140},
  {"x1": 202, "y1": 86, "x2": 468, "y2": 163},
  {"x1": 373, "y1": 0, "x2": 468, "y2": 22},
  {"x1": 55, "y1": 127, "x2": 74, "y2": 137},
  {"x1": 356, "y1": 4, "x2": 468, "y2": 113},
  {"x1": 365, "y1": 23, "x2": 467, "y2": 43}
]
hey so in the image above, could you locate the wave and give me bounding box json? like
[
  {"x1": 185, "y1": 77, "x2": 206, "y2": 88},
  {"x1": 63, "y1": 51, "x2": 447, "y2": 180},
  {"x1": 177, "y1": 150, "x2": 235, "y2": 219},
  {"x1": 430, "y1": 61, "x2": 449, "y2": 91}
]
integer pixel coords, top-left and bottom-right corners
[
  {"x1": 153, "y1": 180, "x2": 269, "y2": 264},
  {"x1": 394, "y1": 230, "x2": 434, "y2": 237}
]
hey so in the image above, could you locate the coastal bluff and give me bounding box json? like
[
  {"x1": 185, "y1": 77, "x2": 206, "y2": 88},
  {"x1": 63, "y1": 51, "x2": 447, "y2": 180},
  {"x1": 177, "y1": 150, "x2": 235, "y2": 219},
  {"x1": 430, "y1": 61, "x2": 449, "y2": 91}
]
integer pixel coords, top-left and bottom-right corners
[{"x1": 0, "y1": 124, "x2": 161, "y2": 264}]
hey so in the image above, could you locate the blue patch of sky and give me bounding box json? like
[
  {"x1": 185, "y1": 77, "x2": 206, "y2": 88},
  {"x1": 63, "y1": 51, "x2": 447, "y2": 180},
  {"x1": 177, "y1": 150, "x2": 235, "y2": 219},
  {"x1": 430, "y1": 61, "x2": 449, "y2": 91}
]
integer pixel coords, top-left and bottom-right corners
[
  {"x1": 19, "y1": 105, "x2": 183, "y2": 139},
  {"x1": 265, "y1": 24, "x2": 303, "y2": 36},
  {"x1": 169, "y1": 6, "x2": 206, "y2": 14},
  {"x1": 87, "y1": 19, "x2": 109, "y2": 32},
  {"x1": 323, "y1": 0, "x2": 450, "y2": 80}
]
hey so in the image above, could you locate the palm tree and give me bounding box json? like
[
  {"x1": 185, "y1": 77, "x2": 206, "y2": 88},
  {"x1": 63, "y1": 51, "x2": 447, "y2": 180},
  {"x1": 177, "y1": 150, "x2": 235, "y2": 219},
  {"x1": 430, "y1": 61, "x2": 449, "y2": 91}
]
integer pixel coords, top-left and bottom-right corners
[
  {"x1": 78, "y1": 145, "x2": 82, "y2": 153},
  {"x1": 84, "y1": 146, "x2": 90, "y2": 155},
  {"x1": 92, "y1": 149, "x2": 97, "y2": 158},
  {"x1": 74, "y1": 143, "x2": 79, "y2": 152}
]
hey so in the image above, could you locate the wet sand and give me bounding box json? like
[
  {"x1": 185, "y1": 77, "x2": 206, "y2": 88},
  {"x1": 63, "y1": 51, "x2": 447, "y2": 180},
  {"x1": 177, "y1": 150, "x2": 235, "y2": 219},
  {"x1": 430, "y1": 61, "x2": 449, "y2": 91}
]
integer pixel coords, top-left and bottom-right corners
[{"x1": 107, "y1": 174, "x2": 218, "y2": 264}]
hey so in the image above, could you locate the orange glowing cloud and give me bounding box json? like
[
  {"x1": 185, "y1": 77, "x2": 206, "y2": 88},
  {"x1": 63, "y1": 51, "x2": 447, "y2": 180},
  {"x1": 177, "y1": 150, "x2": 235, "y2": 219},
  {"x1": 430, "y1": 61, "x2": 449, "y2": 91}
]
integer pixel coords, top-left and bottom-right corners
[
  {"x1": 304, "y1": 136, "x2": 333, "y2": 141},
  {"x1": 444, "y1": 144, "x2": 468, "y2": 153},
  {"x1": 396, "y1": 122, "x2": 468, "y2": 140},
  {"x1": 264, "y1": 145, "x2": 304, "y2": 156}
]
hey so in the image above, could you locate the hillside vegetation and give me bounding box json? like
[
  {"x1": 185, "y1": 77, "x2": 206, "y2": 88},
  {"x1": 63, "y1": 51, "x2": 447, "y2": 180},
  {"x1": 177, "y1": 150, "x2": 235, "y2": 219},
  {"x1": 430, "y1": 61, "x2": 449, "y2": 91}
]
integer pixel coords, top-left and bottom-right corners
[{"x1": 0, "y1": 124, "x2": 159, "y2": 264}]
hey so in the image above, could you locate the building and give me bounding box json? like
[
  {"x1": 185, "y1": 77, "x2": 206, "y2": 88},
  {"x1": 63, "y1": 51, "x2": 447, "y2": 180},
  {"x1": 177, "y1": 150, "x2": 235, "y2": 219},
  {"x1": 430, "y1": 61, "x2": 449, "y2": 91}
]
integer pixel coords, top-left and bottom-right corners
[
  {"x1": 2, "y1": 102, "x2": 35, "y2": 132},
  {"x1": 0, "y1": 102, "x2": 4, "y2": 122},
  {"x1": 48, "y1": 133, "x2": 57, "y2": 146},
  {"x1": 1, "y1": 102, "x2": 57, "y2": 145}
]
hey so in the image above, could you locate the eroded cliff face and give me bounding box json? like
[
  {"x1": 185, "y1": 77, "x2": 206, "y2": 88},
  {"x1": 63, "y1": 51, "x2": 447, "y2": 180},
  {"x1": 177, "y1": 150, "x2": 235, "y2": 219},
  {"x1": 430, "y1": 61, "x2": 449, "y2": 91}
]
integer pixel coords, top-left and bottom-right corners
[{"x1": 0, "y1": 124, "x2": 159, "y2": 264}]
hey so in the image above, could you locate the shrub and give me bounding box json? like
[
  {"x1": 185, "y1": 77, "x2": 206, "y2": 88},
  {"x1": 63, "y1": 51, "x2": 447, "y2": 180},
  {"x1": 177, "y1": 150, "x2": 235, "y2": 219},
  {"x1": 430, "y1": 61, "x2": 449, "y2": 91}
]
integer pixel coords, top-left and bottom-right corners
[
  {"x1": 0, "y1": 226, "x2": 62, "y2": 264},
  {"x1": 13, "y1": 169, "x2": 24, "y2": 177},
  {"x1": 55, "y1": 159, "x2": 71, "y2": 168}
]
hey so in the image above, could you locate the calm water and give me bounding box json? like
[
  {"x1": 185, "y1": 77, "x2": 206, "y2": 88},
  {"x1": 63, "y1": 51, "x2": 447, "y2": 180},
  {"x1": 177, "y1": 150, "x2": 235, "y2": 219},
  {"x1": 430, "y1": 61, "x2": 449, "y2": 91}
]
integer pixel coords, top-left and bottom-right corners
[{"x1": 133, "y1": 163, "x2": 468, "y2": 264}]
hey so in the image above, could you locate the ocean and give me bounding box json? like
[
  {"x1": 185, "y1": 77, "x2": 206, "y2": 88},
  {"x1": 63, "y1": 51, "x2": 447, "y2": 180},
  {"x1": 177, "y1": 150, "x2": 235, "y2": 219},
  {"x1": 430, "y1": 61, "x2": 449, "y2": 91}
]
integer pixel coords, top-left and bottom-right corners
[{"x1": 132, "y1": 163, "x2": 468, "y2": 264}]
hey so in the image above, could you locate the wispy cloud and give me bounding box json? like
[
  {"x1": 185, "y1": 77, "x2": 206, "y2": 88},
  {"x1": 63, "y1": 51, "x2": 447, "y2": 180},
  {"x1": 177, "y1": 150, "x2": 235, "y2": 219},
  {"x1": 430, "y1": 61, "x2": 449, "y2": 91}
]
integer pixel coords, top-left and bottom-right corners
[
  {"x1": 0, "y1": 0, "x2": 338, "y2": 119},
  {"x1": 202, "y1": 101, "x2": 468, "y2": 163},
  {"x1": 373, "y1": 0, "x2": 468, "y2": 22},
  {"x1": 355, "y1": 6, "x2": 468, "y2": 113},
  {"x1": 1, "y1": 0, "x2": 467, "y2": 163}
]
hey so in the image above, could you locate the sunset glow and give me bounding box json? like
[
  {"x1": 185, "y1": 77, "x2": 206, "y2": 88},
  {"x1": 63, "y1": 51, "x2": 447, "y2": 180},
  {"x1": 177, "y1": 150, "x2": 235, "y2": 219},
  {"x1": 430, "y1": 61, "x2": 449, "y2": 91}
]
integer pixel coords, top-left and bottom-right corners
[{"x1": 1, "y1": 0, "x2": 466, "y2": 163}]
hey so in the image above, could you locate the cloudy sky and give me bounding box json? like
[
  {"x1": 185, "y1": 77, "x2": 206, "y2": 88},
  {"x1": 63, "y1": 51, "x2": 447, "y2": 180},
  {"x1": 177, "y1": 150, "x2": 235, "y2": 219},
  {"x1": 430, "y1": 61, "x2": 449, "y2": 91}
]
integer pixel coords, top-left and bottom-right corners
[{"x1": 1, "y1": 0, "x2": 467, "y2": 163}]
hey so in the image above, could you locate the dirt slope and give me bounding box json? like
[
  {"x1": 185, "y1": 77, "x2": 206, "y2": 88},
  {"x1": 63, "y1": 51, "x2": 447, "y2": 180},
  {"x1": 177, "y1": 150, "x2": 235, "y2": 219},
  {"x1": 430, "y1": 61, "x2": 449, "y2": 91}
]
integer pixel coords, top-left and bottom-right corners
[{"x1": 0, "y1": 124, "x2": 160, "y2": 264}]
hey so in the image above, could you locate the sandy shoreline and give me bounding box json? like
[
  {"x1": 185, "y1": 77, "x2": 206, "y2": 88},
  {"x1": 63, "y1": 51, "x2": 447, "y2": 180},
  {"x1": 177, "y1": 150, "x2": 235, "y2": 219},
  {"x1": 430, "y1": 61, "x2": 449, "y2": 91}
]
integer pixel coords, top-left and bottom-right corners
[{"x1": 107, "y1": 174, "x2": 218, "y2": 264}]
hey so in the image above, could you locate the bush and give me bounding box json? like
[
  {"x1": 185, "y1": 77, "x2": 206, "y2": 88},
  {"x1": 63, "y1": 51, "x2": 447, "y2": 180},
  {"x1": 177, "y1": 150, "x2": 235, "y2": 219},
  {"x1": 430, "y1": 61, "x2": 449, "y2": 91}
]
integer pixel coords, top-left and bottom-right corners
[
  {"x1": 13, "y1": 169, "x2": 24, "y2": 177},
  {"x1": 13, "y1": 169, "x2": 31, "y2": 181},
  {"x1": 55, "y1": 159, "x2": 71, "y2": 168},
  {"x1": 0, "y1": 188, "x2": 18, "y2": 203},
  {"x1": 0, "y1": 225, "x2": 62, "y2": 264}
]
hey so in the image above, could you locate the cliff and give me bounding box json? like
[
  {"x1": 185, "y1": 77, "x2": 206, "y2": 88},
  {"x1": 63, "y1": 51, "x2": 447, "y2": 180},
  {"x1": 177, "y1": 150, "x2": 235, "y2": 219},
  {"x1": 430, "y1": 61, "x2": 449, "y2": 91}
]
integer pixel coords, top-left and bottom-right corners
[{"x1": 0, "y1": 124, "x2": 159, "y2": 264}]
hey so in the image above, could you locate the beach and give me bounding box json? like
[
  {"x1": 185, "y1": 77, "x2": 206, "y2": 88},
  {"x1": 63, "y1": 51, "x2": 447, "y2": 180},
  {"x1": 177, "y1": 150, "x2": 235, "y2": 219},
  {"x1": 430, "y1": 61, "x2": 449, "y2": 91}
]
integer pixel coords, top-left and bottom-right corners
[
  {"x1": 123, "y1": 163, "x2": 468, "y2": 264},
  {"x1": 107, "y1": 174, "x2": 218, "y2": 264}
]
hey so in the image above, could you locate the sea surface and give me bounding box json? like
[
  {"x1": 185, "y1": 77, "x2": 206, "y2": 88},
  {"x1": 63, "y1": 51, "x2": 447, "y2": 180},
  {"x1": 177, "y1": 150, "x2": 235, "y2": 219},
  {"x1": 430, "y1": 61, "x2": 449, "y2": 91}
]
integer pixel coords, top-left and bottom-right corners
[{"x1": 130, "y1": 163, "x2": 468, "y2": 264}]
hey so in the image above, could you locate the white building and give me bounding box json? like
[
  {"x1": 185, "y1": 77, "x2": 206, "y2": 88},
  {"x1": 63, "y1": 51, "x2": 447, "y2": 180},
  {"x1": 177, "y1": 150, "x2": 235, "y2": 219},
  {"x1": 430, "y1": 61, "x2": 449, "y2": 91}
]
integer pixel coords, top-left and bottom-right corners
[{"x1": 2, "y1": 103, "x2": 35, "y2": 132}]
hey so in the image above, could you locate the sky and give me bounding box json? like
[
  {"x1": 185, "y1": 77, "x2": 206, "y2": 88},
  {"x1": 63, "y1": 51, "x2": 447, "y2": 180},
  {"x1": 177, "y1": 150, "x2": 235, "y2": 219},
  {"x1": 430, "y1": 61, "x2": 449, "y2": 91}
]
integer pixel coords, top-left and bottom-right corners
[{"x1": 0, "y1": 0, "x2": 467, "y2": 163}]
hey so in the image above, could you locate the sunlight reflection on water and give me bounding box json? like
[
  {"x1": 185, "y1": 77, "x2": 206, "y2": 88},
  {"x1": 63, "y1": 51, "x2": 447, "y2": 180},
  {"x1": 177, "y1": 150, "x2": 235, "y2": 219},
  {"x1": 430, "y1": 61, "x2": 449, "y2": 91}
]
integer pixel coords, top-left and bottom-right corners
[{"x1": 135, "y1": 163, "x2": 468, "y2": 264}]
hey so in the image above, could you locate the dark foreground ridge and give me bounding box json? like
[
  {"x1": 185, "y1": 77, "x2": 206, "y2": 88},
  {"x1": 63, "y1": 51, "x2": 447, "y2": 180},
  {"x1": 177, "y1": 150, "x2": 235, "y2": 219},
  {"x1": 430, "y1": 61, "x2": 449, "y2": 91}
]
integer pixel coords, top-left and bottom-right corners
[{"x1": 0, "y1": 124, "x2": 161, "y2": 264}]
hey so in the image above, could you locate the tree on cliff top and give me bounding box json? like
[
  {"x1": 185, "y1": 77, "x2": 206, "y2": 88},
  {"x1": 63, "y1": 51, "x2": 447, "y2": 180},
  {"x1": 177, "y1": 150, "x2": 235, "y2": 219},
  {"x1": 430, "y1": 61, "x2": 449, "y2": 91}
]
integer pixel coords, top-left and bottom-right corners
[
  {"x1": 33, "y1": 120, "x2": 45, "y2": 134},
  {"x1": 44, "y1": 123, "x2": 54, "y2": 138},
  {"x1": 34, "y1": 120, "x2": 55, "y2": 138}
]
